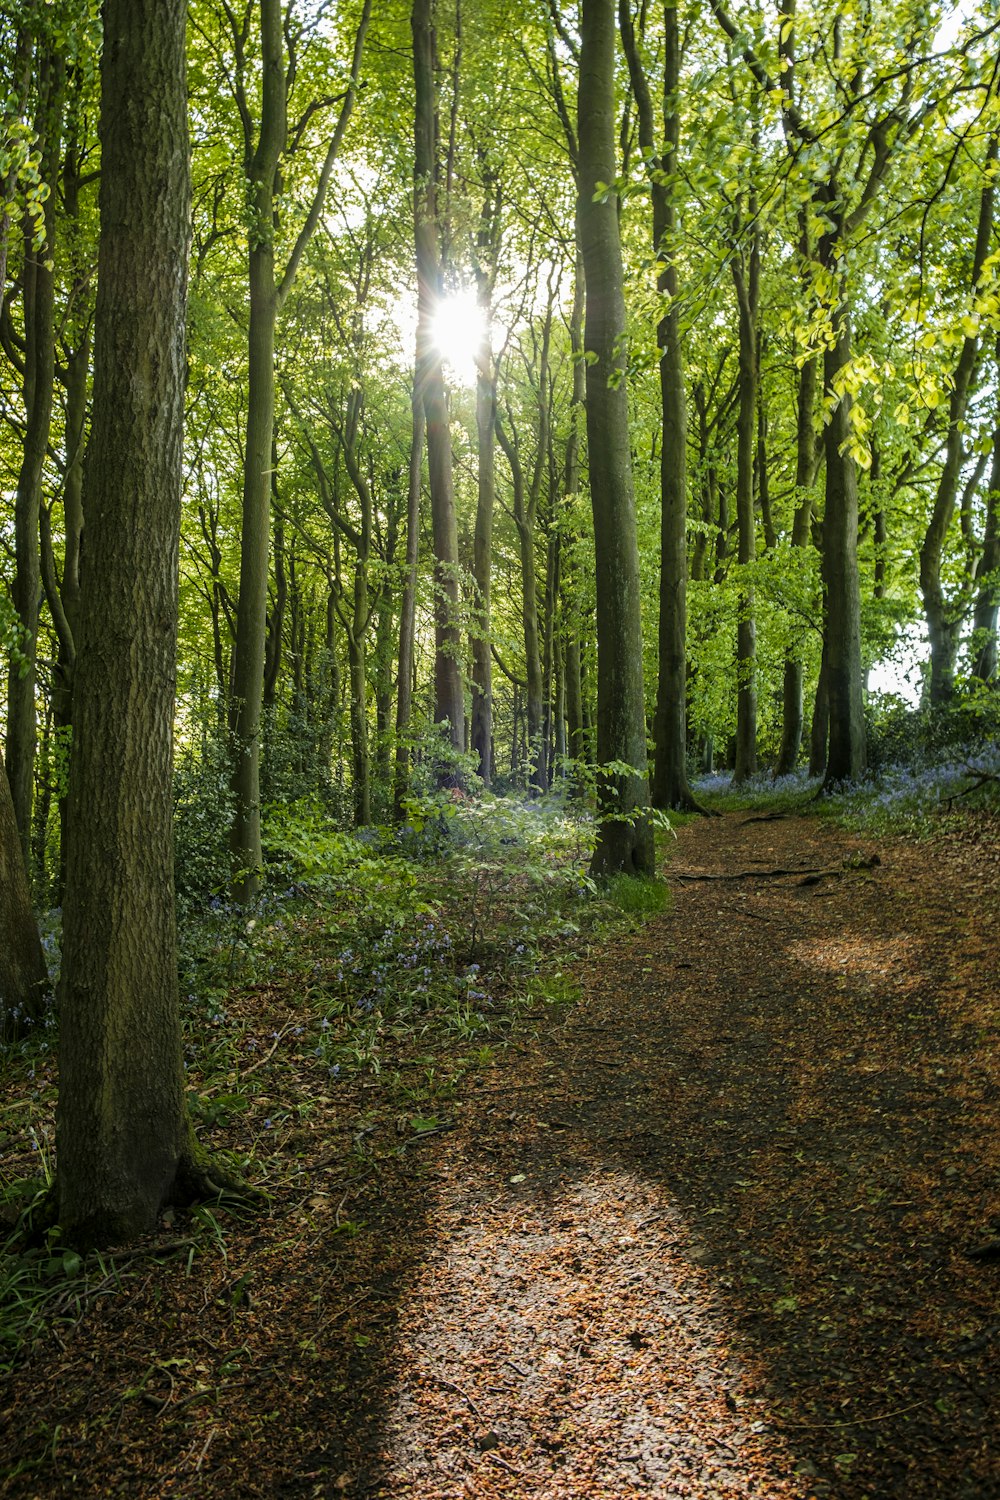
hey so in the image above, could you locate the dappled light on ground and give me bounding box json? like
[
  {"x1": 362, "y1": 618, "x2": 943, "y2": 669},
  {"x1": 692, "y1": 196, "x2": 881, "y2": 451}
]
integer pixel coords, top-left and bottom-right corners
[
  {"x1": 373, "y1": 1166, "x2": 803, "y2": 1497},
  {"x1": 3, "y1": 810, "x2": 1000, "y2": 1496}
]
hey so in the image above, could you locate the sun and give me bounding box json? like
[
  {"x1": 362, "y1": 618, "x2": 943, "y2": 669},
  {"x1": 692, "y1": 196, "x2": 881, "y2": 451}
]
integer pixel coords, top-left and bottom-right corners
[{"x1": 431, "y1": 288, "x2": 487, "y2": 388}]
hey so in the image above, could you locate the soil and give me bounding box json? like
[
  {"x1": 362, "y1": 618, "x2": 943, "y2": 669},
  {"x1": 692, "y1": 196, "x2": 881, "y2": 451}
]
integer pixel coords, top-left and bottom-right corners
[{"x1": 3, "y1": 809, "x2": 1000, "y2": 1498}]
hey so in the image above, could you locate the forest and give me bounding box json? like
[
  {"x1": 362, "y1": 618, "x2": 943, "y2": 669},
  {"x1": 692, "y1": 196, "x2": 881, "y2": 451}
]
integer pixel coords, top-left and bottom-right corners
[{"x1": 1, "y1": 0, "x2": 1000, "y2": 1494}]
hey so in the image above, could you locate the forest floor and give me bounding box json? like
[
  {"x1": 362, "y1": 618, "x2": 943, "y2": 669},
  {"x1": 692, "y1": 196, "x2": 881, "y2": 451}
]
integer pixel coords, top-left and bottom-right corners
[{"x1": 3, "y1": 807, "x2": 1000, "y2": 1498}]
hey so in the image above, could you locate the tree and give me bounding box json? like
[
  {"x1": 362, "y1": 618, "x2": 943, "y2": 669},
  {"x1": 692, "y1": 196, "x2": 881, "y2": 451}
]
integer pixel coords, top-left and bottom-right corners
[
  {"x1": 919, "y1": 132, "x2": 997, "y2": 704},
  {"x1": 619, "y1": 0, "x2": 699, "y2": 810},
  {"x1": 412, "y1": 0, "x2": 465, "y2": 755},
  {"x1": 221, "y1": 0, "x2": 372, "y2": 901},
  {"x1": 711, "y1": 0, "x2": 938, "y2": 784},
  {"x1": 56, "y1": 0, "x2": 225, "y2": 1242},
  {"x1": 577, "y1": 0, "x2": 654, "y2": 876},
  {"x1": 0, "y1": 745, "x2": 46, "y2": 1040},
  {"x1": 3, "y1": 24, "x2": 63, "y2": 869}
]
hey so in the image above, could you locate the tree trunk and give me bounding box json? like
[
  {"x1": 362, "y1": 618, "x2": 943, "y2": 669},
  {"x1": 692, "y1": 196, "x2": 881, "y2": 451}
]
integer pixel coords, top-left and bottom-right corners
[
  {"x1": 57, "y1": 0, "x2": 207, "y2": 1244},
  {"x1": 470, "y1": 176, "x2": 499, "y2": 787},
  {"x1": 776, "y1": 350, "x2": 819, "y2": 774},
  {"x1": 228, "y1": 0, "x2": 284, "y2": 903},
  {"x1": 563, "y1": 257, "x2": 588, "y2": 784},
  {"x1": 731, "y1": 218, "x2": 759, "y2": 784},
  {"x1": 6, "y1": 52, "x2": 61, "y2": 871},
  {"x1": 0, "y1": 745, "x2": 47, "y2": 1040},
  {"x1": 821, "y1": 295, "x2": 866, "y2": 785},
  {"x1": 971, "y1": 339, "x2": 1000, "y2": 683},
  {"x1": 395, "y1": 391, "x2": 424, "y2": 816},
  {"x1": 412, "y1": 0, "x2": 464, "y2": 753},
  {"x1": 578, "y1": 0, "x2": 653, "y2": 877},
  {"x1": 228, "y1": 0, "x2": 370, "y2": 899},
  {"x1": 808, "y1": 634, "x2": 830, "y2": 778},
  {"x1": 620, "y1": 0, "x2": 696, "y2": 811},
  {"x1": 920, "y1": 139, "x2": 996, "y2": 705},
  {"x1": 347, "y1": 568, "x2": 371, "y2": 827}
]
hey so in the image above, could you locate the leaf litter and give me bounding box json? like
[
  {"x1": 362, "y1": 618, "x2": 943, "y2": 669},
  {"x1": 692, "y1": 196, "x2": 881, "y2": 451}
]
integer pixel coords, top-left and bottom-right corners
[{"x1": 1, "y1": 809, "x2": 999, "y2": 1496}]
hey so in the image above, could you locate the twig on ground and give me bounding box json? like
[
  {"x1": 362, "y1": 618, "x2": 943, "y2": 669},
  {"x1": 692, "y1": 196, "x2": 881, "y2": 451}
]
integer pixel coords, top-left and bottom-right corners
[{"x1": 779, "y1": 1399, "x2": 928, "y2": 1430}]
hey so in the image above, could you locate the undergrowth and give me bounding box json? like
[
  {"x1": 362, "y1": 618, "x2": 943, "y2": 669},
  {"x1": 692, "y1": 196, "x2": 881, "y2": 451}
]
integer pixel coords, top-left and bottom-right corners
[
  {"x1": 0, "y1": 787, "x2": 671, "y2": 1373},
  {"x1": 694, "y1": 748, "x2": 1000, "y2": 837}
]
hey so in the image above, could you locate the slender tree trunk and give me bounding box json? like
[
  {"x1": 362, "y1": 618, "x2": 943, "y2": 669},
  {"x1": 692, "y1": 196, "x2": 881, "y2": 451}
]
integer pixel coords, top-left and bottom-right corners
[
  {"x1": 731, "y1": 220, "x2": 758, "y2": 784},
  {"x1": 821, "y1": 291, "x2": 866, "y2": 785},
  {"x1": 228, "y1": 0, "x2": 282, "y2": 901},
  {"x1": 413, "y1": 0, "x2": 464, "y2": 754},
  {"x1": 578, "y1": 0, "x2": 653, "y2": 877},
  {"x1": 972, "y1": 339, "x2": 1000, "y2": 683},
  {"x1": 620, "y1": 0, "x2": 696, "y2": 810},
  {"x1": 563, "y1": 258, "x2": 588, "y2": 782},
  {"x1": 228, "y1": 0, "x2": 370, "y2": 899},
  {"x1": 920, "y1": 140, "x2": 996, "y2": 705},
  {"x1": 395, "y1": 391, "x2": 424, "y2": 816},
  {"x1": 6, "y1": 53, "x2": 61, "y2": 871},
  {"x1": 808, "y1": 632, "x2": 829, "y2": 778},
  {"x1": 0, "y1": 745, "x2": 47, "y2": 1040},
  {"x1": 470, "y1": 177, "x2": 499, "y2": 786},
  {"x1": 347, "y1": 568, "x2": 371, "y2": 827},
  {"x1": 777, "y1": 351, "x2": 819, "y2": 774},
  {"x1": 470, "y1": 335, "x2": 495, "y2": 782}
]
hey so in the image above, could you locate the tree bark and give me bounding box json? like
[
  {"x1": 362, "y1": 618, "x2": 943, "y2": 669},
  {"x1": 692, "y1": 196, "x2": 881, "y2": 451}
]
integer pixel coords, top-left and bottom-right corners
[
  {"x1": 470, "y1": 170, "x2": 500, "y2": 786},
  {"x1": 56, "y1": 0, "x2": 204, "y2": 1244},
  {"x1": 620, "y1": 0, "x2": 696, "y2": 810},
  {"x1": 395, "y1": 390, "x2": 424, "y2": 815},
  {"x1": 6, "y1": 51, "x2": 62, "y2": 872},
  {"x1": 776, "y1": 349, "x2": 819, "y2": 774},
  {"x1": 919, "y1": 136, "x2": 996, "y2": 704},
  {"x1": 578, "y1": 0, "x2": 653, "y2": 876},
  {"x1": 821, "y1": 294, "x2": 866, "y2": 786},
  {"x1": 228, "y1": 0, "x2": 371, "y2": 901},
  {"x1": 0, "y1": 745, "x2": 47, "y2": 1040},
  {"x1": 731, "y1": 211, "x2": 759, "y2": 784},
  {"x1": 413, "y1": 0, "x2": 465, "y2": 754}
]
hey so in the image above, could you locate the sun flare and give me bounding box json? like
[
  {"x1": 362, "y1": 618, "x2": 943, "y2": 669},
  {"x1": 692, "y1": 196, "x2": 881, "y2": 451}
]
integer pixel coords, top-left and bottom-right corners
[{"x1": 430, "y1": 288, "x2": 487, "y2": 388}]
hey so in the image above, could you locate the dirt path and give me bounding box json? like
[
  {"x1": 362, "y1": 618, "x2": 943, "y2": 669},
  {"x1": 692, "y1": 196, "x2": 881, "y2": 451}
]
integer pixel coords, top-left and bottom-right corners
[{"x1": 4, "y1": 811, "x2": 1000, "y2": 1497}]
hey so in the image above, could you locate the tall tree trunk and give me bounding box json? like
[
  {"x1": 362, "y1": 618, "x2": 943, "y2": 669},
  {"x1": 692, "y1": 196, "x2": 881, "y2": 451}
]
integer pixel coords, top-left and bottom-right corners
[
  {"x1": 395, "y1": 391, "x2": 424, "y2": 816},
  {"x1": 6, "y1": 52, "x2": 61, "y2": 870},
  {"x1": 57, "y1": 0, "x2": 213, "y2": 1244},
  {"x1": 347, "y1": 567, "x2": 371, "y2": 827},
  {"x1": 412, "y1": 0, "x2": 464, "y2": 754},
  {"x1": 920, "y1": 137, "x2": 996, "y2": 705},
  {"x1": 808, "y1": 629, "x2": 829, "y2": 777},
  {"x1": 470, "y1": 172, "x2": 500, "y2": 786},
  {"x1": 620, "y1": 0, "x2": 696, "y2": 810},
  {"x1": 470, "y1": 336, "x2": 495, "y2": 784},
  {"x1": 228, "y1": 0, "x2": 371, "y2": 901},
  {"x1": 777, "y1": 350, "x2": 819, "y2": 774},
  {"x1": 495, "y1": 407, "x2": 546, "y2": 794},
  {"x1": 821, "y1": 291, "x2": 866, "y2": 785},
  {"x1": 228, "y1": 0, "x2": 284, "y2": 902},
  {"x1": 731, "y1": 215, "x2": 759, "y2": 784},
  {"x1": 578, "y1": 0, "x2": 653, "y2": 877},
  {"x1": 971, "y1": 338, "x2": 1000, "y2": 684},
  {"x1": 563, "y1": 258, "x2": 588, "y2": 781}
]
